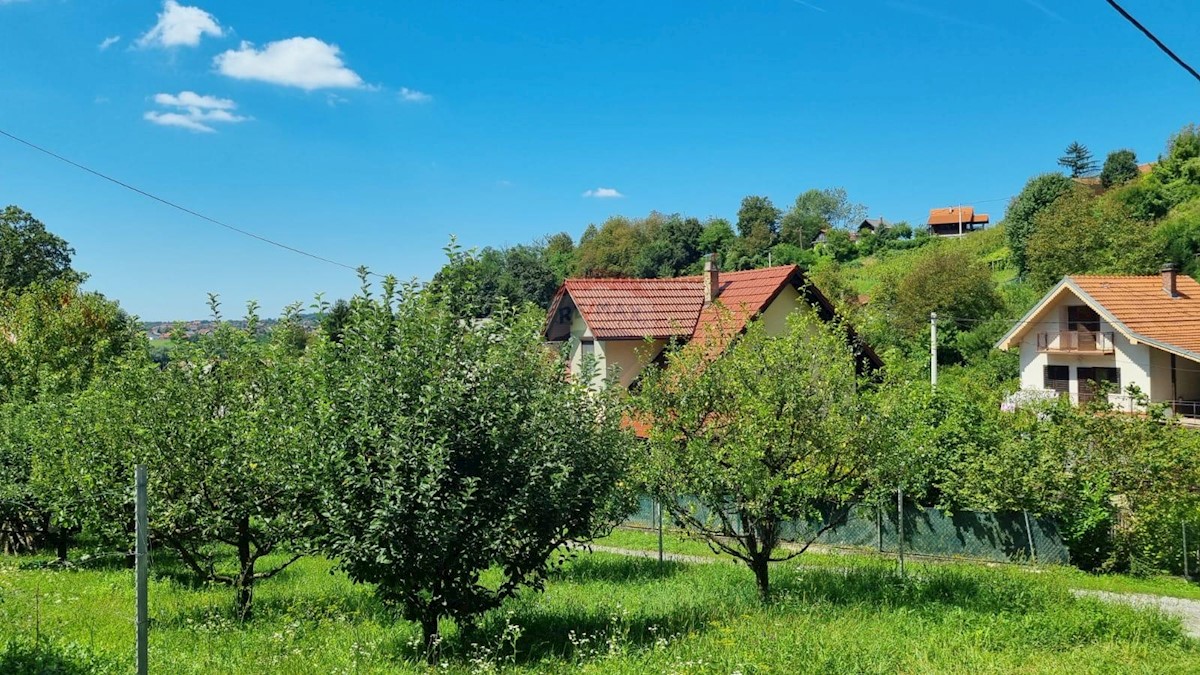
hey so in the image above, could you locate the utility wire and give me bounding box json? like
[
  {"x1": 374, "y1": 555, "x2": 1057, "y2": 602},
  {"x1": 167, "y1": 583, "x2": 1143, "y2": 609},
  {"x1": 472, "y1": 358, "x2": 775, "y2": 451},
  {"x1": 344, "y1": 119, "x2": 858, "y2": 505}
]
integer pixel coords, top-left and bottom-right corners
[
  {"x1": 0, "y1": 127, "x2": 385, "y2": 278},
  {"x1": 1104, "y1": 0, "x2": 1200, "y2": 84}
]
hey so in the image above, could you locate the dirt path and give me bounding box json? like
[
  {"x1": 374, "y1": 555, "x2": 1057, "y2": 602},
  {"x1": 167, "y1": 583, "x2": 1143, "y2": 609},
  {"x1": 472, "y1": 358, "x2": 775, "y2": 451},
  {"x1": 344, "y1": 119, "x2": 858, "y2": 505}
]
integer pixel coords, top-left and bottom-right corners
[
  {"x1": 1072, "y1": 590, "x2": 1200, "y2": 639},
  {"x1": 586, "y1": 543, "x2": 1200, "y2": 639}
]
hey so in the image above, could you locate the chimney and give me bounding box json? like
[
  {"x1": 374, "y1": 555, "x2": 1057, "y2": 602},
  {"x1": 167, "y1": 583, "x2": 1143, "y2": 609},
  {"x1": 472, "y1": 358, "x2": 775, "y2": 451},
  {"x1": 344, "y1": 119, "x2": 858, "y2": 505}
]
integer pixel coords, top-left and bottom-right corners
[
  {"x1": 1163, "y1": 263, "x2": 1179, "y2": 298},
  {"x1": 704, "y1": 253, "x2": 720, "y2": 303}
]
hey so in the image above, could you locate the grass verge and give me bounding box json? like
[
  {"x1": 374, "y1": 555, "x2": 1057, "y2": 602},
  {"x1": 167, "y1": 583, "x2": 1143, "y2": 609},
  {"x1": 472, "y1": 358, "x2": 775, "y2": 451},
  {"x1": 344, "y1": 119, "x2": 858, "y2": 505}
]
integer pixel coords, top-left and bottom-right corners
[{"x1": 1, "y1": 547, "x2": 1197, "y2": 673}]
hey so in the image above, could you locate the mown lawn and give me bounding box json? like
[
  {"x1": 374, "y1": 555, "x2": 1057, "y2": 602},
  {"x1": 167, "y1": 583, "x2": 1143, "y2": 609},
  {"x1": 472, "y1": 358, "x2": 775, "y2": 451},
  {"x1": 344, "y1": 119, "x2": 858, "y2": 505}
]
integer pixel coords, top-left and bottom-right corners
[
  {"x1": 1, "y1": 547, "x2": 1198, "y2": 673},
  {"x1": 599, "y1": 526, "x2": 1200, "y2": 601}
]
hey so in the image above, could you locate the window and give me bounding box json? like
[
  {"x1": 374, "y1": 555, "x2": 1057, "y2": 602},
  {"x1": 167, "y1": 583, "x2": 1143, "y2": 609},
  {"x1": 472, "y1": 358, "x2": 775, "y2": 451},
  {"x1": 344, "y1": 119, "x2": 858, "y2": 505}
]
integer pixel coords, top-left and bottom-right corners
[
  {"x1": 580, "y1": 340, "x2": 594, "y2": 360},
  {"x1": 1077, "y1": 367, "x2": 1120, "y2": 402},
  {"x1": 1067, "y1": 306, "x2": 1101, "y2": 332},
  {"x1": 1044, "y1": 365, "x2": 1069, "y2": 394}
]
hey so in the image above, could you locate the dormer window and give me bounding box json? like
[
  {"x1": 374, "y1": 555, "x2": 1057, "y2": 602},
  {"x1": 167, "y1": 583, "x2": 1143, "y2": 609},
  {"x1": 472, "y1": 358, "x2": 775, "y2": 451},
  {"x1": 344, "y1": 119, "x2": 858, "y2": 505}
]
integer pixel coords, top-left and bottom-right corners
[{"x1": 1067, "y1": 306, "x2": 1100, "y2": 332}]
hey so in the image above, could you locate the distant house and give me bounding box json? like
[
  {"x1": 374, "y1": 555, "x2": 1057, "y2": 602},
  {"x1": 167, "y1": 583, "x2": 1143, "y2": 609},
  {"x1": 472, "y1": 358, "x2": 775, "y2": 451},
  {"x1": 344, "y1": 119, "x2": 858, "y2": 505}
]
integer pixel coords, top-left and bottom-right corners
[
  {"x1": 994, "y1": 265, "x2": 1200, "y2": 424},
  {"x1": 858, "y1": 218, "x2": 888, "y2": 235},
  {"x1": 543, "y1": 258, "x2": 881, "y2": 389},
  {"x1": 927, "y1": 206, "x2": 988, "y2": 236},
  {"x1": 1074, "y1": 162, "x2": 1156, "y2": 195}
]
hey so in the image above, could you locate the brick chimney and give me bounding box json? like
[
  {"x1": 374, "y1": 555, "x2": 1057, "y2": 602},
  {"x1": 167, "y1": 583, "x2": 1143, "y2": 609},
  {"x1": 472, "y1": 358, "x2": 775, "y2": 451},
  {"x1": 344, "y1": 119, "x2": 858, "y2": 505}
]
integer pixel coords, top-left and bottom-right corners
[
  {"x1": 1163, "y1": 263, "x2": 1179, "y2": 298},
  {"x1": 704, "y1": 253, "x2": 720, "y2": 303}
]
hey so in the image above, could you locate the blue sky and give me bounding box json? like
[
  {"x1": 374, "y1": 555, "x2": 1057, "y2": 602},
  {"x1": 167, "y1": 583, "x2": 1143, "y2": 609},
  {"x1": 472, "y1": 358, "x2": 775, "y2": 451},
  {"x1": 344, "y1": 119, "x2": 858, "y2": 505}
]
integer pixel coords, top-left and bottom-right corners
[{"x1": 2, "y1": 0, "x2": 1199, "y2": 319}]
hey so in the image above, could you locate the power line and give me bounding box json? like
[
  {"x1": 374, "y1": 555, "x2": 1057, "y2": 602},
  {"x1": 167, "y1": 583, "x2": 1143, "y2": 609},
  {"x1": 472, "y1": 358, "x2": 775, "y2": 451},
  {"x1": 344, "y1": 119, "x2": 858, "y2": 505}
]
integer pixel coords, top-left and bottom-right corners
[
  {"x1": 1104, "y1": 0, "x2": 1200, "y2": 84},
  {"x1": 0, "y1": 127, "x2": 385, "y2": 278}
]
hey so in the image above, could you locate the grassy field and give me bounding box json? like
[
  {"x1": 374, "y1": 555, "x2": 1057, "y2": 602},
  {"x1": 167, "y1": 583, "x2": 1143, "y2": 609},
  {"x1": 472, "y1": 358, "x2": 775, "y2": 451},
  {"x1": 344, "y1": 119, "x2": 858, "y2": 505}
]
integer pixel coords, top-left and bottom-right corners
[
  {"x1": 845, "y1": 227, "x2": 1016, "y2": 297},
  {"x1": 599, "y1": 527, "x2": 1200, "y2": 601},
  {"x1": 2, "y1": 544, "x2": 1200, "y2": 674}
]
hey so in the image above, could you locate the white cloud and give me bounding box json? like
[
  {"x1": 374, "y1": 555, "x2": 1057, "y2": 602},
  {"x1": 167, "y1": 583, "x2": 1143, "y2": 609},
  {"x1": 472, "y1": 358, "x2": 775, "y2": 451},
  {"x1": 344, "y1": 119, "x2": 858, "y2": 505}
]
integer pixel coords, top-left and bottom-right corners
[
  {"x1": 398, "y1": 87, "x2": 432, "y2": 103},
  {"x1": 145, "y1": 90, "x2": 248, "y2": 133},
  {"x1": 214, "y1": 37, "x2": 364, "y2": 90},
  {"x1": 154, "y1": 91, "x2": 235, "y2": 110},
  {"x1": 138, "y1": 1, "x2": 223, "y2": 48},
  {"x1": 144, "y1": 111, "x2": 216, "y2": 133},
  {"x1": 99, "y1": 36, "x2": 121, "y2": 50},
  {"x1": 583, "y1": 187, "x2": 624, "y2": 199}
]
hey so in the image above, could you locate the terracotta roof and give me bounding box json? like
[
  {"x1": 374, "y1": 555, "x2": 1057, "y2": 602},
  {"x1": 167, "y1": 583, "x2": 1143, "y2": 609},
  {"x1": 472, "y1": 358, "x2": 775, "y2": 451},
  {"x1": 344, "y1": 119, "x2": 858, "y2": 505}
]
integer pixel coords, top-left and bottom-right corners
[
  {"x1": 546, "y1": 265, "x2": 883, "y2": 374},
  {"x1": 692, "y1": 266, "x2": 798, "y2": 345},
  {"x1": 557, "y1": 277, "x2": 704, "y2": 340},
  {"x1": 1070, "y1": 275, "x2": 1200, "y2": 358},
  {"x1": 549, "y1": 266, "x2": 799, "y2": 341},
  {"x1": 927, "y1": 206, "x2": 989, "y2": 226}
]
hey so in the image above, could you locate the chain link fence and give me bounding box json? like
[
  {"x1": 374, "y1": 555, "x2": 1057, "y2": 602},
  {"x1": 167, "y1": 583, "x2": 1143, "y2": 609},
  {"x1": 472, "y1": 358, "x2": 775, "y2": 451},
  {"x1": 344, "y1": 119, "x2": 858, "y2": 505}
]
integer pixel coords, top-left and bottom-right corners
[{"x1": 624, "y1": 494, "x2": 1071, "y2": 565}]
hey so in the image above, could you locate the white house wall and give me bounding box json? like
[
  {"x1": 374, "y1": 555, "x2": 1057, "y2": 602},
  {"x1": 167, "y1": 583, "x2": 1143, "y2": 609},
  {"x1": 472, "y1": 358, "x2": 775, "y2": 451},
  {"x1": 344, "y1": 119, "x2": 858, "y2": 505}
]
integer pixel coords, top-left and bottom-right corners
[
  {"x1": 1015, "y1": 293, "x2": 1153, "y2": 403},
  {"x1": 599, "y1": 339, "x2": 667, "y2": 388},
  {"x1": 1149, "y1": 347, "x2": 1174, "y2": 401},
  {"x1": 759, "y1": 285, "x2": 802, "y2": 335}
]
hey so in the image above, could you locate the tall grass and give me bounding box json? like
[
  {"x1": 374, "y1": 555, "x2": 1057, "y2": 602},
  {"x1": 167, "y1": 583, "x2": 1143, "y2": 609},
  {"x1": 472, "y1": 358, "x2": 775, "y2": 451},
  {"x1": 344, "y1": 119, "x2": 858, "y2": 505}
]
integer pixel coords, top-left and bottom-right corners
[{"x1": 1, "y1": 549, "x2": 1196, "y2": 673}]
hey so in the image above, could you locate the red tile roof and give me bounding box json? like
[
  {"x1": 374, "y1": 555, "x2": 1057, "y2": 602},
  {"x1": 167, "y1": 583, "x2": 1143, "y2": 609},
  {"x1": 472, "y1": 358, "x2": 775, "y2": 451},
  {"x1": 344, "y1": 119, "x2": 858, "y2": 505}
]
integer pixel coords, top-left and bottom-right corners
[
  {"x1": 550, "y1": 265, "x2": 800, "y2": 341},
  {"x1": 1070, "y1": 275, "x2": 1200, "y2": 358},
  {"x1": 927, "y1": 206, "x2": 989, "y2": 226},
  {"x1": 692, "y1": 266, "x2": 798, "y2": 347},
  {"x1": 557, "y1": 277, "x2": 704, "y2": 340}
]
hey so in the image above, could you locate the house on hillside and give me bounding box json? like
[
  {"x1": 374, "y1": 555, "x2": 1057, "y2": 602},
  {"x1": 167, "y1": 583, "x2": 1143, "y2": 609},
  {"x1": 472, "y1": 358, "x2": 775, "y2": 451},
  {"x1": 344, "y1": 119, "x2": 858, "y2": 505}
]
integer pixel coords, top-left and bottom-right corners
[
  {"x1": 994, "y1": 265, "x2": 1200, "y2": 424},
  {"x1": 858, "y1": 218, "x2": 888, "y2": 235},
  {"x1": 927, "y1": 206, "x2": 989, "y2": 236},
  {"x1": 543, "y1": 257, "x2": 881, "y2": 388},
  {"x1": 1074, "y1": 162, "x2": 1156, "y2": 195}
]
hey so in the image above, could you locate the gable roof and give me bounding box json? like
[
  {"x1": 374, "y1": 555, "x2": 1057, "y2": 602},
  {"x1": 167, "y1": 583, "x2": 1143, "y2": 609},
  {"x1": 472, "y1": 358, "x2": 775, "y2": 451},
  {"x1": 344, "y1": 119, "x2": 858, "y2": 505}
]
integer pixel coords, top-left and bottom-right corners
[
  {"x1": 545, "y1": 265, "x2": 883, "y2": 369},
  {"x1": 927, "y1": 206, "x2": 989, "y2": 226},
  {"x1": 553, "y1": 277, "x2": 704, "y2": 341},
  {"x1": 995, "y1": 274, "x2": 1200, "y2": 364},
  {"x1": 547, "y1": 266, "x2": 797, "y2": 341}
]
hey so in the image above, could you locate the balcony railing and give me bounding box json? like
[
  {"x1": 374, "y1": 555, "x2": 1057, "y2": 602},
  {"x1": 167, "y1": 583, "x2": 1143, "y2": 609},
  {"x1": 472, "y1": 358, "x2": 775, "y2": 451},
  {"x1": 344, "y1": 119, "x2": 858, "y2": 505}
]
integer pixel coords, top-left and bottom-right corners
[
  {"x1": 1036, "y1": 330, "x2": 1115, "y2": 354},
  {"x1": 1171, "y1": 400, "x2": 1200, "y2": 419}
]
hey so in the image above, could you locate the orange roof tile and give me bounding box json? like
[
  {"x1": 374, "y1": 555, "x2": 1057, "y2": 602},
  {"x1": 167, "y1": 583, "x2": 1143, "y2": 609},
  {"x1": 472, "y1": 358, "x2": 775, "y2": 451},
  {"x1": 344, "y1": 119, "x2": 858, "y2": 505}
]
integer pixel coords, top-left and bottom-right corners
[
  {"x1": 692, "y1": 266, "x2": 798, "y2": 346},
  {"x1": 546, "y1": 265, "x2": 883, "y2": 370},
  {"x1": 559, "y1": 277, "x2": 704, "y2": 340},
  {"x1": 550, "y1": 266, "x2": 800, "y2": 341},
  {"x1": 928, "y1": 206, "x2": 989, "y2": 226},
  {"x1": 1070, "y1": 275, "x2": 1200, "y2": 358}
]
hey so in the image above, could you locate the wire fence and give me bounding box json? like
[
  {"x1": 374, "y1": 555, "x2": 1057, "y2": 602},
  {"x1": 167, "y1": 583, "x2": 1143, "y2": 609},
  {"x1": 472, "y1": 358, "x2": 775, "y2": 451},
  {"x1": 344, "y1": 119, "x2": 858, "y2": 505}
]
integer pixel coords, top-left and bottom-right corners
[{"x1": 624, "y1": 494, "x2": 1072, "y2": 565}]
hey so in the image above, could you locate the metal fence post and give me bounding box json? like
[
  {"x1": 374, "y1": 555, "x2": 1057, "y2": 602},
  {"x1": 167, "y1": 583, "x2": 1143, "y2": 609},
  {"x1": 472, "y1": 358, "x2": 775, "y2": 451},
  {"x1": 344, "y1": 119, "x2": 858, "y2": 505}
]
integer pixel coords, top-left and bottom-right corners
[
  {"x1": 896, "y1": 488, "x2": 905, "y2": 576},
  {"x1": 135, "y1": 464, "x2": 148, "y2": 675},
  {"x1": 656, "y1": 499, "x2": 664, "y2": 564},
  {"x1": 876, "y1": 496, "x2": 883, "y2": 553},
  {"x1": 1183, "y1": 520, "x2": 1190, "y2": 579},
  {"x1": 1023, "y1": 510, "x2": 1038, "y2": 564}
]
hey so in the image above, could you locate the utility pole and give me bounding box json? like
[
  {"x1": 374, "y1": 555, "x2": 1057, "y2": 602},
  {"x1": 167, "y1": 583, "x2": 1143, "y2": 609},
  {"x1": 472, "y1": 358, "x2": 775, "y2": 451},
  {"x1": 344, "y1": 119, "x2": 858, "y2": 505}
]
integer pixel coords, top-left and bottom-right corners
[
  {"x1": 930, "y1": 312, "x2": 938, "y2": 390},
  {"x1": 136, "y1": 464, "x2": 148, "y2": 675},
  {"x1": 957, "y1": 205, "x2": 963, "y2": 237}
]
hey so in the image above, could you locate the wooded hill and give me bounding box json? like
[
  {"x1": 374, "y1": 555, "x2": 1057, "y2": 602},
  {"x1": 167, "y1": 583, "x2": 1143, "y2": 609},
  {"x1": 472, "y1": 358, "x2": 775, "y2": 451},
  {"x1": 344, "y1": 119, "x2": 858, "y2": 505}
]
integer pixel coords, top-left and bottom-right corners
[{"x1": 434, "y1": 123, "x2": 1200, "y2": 381}]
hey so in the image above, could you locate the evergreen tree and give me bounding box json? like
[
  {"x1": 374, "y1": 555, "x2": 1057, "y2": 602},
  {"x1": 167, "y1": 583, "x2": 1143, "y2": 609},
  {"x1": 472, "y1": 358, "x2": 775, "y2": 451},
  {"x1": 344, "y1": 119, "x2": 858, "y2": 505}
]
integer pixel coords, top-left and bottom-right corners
[{"x1": 1057, "y1": 141, "x2": 1097, "y2": 178}]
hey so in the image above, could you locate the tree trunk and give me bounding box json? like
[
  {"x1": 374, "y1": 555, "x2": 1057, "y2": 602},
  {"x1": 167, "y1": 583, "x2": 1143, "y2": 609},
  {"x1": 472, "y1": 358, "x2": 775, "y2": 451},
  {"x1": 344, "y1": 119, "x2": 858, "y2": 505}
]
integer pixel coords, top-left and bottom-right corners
[
  {"x1": 55, "y1": 526, "x2": 69, "y2": 563},
  {"x1": 421, "y1": 614, "x2": 441, "y2": 664},
  {"x1": 236, "y1": 516, "x2": 254, "y2": 621},
  {"x1": 752, "y1": 556, "x2": 770, "y2": 601}
]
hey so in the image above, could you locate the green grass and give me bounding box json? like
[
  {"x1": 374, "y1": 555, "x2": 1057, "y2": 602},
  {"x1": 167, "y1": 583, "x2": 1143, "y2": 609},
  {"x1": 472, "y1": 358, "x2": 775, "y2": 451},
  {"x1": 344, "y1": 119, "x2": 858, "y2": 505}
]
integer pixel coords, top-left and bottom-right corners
[
  {"x1": 3, "y1": 545, "x2": 1200, "y2": 673},
  {"x1": 599, "y1": 526, "x2": 1200, "y2": 601},
  {"x1": 846, "y1": 227, "x2": 1014, "y2": 296}
]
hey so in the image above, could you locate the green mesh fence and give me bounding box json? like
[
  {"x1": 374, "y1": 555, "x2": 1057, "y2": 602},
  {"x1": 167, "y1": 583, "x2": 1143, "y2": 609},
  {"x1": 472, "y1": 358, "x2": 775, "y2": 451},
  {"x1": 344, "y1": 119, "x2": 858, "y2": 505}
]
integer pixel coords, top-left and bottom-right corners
[{"x1": 625, "y1": 495, "x2": 1070, "y2": 565}]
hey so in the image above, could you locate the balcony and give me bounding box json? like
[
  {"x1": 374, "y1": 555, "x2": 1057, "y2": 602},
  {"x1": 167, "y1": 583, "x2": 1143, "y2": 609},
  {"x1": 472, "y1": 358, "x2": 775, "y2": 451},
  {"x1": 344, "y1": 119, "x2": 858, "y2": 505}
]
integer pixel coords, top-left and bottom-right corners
[{"x1": 1036, "y1": 330, "x2": 1115, "y2": 355}]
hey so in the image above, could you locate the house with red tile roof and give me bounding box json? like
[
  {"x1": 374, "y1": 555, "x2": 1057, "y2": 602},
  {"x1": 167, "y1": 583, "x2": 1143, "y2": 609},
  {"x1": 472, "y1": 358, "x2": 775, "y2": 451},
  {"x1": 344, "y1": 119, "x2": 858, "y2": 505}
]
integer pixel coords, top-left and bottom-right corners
[
  {"x1": 927, "y1": 206, "x2": 989, "y2": 237},
  {"x1": 543, "y1": 257, "x2": 881, "y2": 388},
  {"x1": 995, "y1": 265, "x2": 1200, "y2": 423}
]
